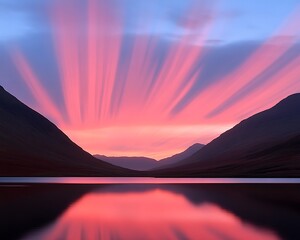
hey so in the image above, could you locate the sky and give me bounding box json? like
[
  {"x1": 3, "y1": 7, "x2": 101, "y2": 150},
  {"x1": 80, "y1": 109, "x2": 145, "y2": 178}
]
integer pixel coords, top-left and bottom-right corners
[{"x1": 1, "y1": 0, "x2": 300, "y2": 159}]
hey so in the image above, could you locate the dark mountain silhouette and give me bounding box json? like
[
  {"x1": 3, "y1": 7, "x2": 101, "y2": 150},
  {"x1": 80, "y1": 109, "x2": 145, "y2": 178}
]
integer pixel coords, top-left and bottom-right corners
[
  {"x1": 155, "y1": 143, "x2": 204, "y2": 169},
  {"x1": 154, "y1": 94, "x2": 300, "y2": 177},
  {"x1": 94, "y1": 143, "x2": 204, "y2": 171},
  {"x1": 94, "y1": 155, "x2": 158, "y2": 171},
  {"x1": 0, "y1": 86, "x2": 133, "y2": 176},
  {"x1": 2, "y1": 84, "x2": 299, "y2": 177}
]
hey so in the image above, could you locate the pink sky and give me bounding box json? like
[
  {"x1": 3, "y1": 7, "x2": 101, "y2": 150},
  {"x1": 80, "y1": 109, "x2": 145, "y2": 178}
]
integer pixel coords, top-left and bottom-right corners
[{"x1": 5, "y1": 0, "x2": 300, "y2": 158}]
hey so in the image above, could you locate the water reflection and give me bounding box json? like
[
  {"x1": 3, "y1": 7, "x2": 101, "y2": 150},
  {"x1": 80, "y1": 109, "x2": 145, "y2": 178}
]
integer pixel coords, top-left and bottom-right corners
[
  {"x1": 0, "y1": 183, "x2": 299, "y2": 240},
  {"x1": 23, "y1": 188, "x2": 279, "y2": 240}
]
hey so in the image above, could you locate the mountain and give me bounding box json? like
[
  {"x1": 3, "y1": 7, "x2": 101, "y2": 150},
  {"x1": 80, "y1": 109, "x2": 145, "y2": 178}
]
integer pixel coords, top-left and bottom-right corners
[
  {"x1": 155, "y1": 143, "x2": 204, "y2": 169},
  {"x1": 94, "y1": 155, "x2": 157, "y2": 171},
  {"x1": 94, "y1": 143, "x2": 204, "y2": 171},
  {"x1": 0, "y1": 86, "x2": 133, "y2": 176},
  {"x1": 153, "y1": 94, "x2": 300, "y2": 177}
]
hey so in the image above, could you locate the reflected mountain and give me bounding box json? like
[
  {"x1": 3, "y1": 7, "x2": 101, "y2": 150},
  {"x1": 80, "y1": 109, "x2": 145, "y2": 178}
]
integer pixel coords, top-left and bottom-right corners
[
  {"x1": 0, "y1": 183, "x2": 299, "y2": 240},
  {"x1": 23, "y1": 188, "x2": 279, "y2": 240}
]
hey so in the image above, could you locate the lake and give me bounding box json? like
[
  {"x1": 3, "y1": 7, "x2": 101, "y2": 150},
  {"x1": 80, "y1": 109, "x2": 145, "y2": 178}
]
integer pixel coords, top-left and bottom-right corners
[{"x1": 0, "y1": 178, "x2": 299, "y2": 240}]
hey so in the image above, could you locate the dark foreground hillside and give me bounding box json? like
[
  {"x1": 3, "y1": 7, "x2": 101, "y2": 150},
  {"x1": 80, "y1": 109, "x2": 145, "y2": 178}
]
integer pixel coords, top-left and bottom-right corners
[
  {"x1": 153, "y1": 94, "x2": 300, "y2": 177},
  {"x1": 0, "y1": 86, "x2": 134, "y2": 176}
]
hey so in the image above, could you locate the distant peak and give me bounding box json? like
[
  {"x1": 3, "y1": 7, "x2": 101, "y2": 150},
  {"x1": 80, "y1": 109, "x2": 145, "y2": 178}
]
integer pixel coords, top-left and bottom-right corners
[
  {"x1": 191, "y1": 143, "x2": 204, "y2": 147},
  {"x1": 0, "y1": 85, "x2": 4, "y2": 91},
  {"x1": 274, "y1": 93, "x2": 300, "y2": 108},
  {"x1": 279, "y1": 93, "x2": 300, "y2": 103},
  {"x1": 188, "y1": 143, "x2": 205, "y2": 150}
]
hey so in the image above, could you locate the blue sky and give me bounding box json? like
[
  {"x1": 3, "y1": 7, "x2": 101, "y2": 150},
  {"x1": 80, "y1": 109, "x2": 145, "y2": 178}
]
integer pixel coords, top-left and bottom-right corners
[{"x1": 0, "y1": 0, "x2": 299, "y2": 43}]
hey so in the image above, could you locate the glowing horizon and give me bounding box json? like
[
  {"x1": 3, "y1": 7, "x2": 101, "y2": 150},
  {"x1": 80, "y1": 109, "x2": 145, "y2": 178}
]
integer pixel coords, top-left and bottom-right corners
[{"x1": 1, "y1": 0, "x2": 300, "y2": 159}]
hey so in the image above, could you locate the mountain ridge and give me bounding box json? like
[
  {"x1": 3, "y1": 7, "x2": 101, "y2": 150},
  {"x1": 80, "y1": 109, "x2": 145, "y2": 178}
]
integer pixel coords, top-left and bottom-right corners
[
  {"x1": 153, "y1": 93, "x2": 300, "y2": 177},
  {"x1": 1, "y1": 85, "x2": 299, "y2": 177},
  {"x1": 94, "y1": 143, "x2": 204, "y2": 170},
  {"x1": 0, "y1": 86, "x2": 133, "y2": 176},
  {"x1": 94, "y1": 155, "x2": 158, "y2": 171}
]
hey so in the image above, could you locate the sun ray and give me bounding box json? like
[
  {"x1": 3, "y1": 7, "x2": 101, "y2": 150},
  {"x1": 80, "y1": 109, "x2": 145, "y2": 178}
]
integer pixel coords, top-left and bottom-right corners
[
  {"x1": 99, "y1": 6, "x2": 123, "y2": 122},
  {"x1": 85, "y1": 0, "x2": 99, "y2": 125},
  {"x1": 51, "y1": 1, "x2": 82, "y2": 126},
  {"x1": 221, "y1": 54, "x2": 300, "y2": 121},
  {"x1": 145, "y1": 6, "x2": 215, "y2": 114},
  {"x1": 178, "y1": 7, "x2": 300, "y2": 122},
  {"x1": 11, "y1": 49, "x2": 63, "y2": 124},
  {"x1": 6, "y1": 1, "x2": 300, "y2": 158}
]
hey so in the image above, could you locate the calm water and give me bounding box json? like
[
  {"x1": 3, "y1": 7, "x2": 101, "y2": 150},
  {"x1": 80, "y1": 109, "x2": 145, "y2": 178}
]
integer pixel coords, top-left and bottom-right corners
[{"x1": 0, "y1": 178, "x2": 299, "y2": 240}]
